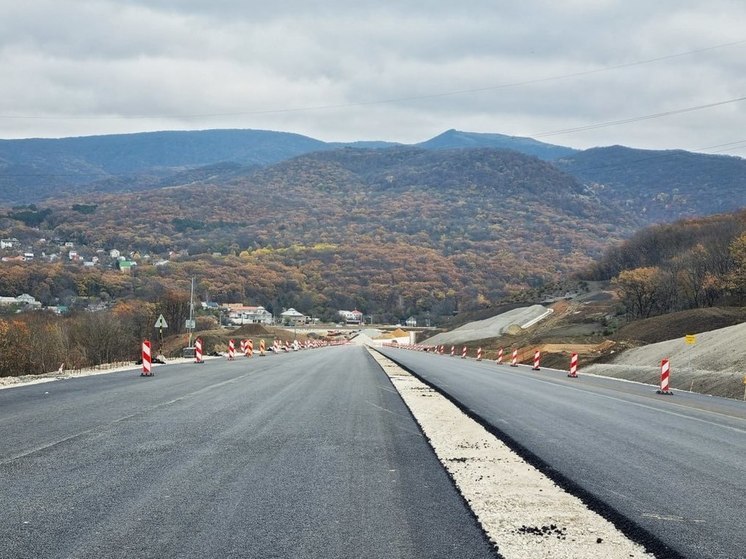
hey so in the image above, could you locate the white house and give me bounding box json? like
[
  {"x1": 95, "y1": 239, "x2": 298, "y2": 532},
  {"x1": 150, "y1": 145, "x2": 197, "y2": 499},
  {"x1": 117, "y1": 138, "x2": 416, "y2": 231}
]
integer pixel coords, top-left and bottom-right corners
[
  {"x1": 338, "y1": 309, "x2": 364, "y2": 324},
  {"x1": 226, "y1": 305, "x2": 274, "y2": 325},
  {"x1": 0, "y1": 294, "x2": 42, "y2": 308},
  {"x1": 281, "y1": 308, "x2": 307, "y2": 325}
]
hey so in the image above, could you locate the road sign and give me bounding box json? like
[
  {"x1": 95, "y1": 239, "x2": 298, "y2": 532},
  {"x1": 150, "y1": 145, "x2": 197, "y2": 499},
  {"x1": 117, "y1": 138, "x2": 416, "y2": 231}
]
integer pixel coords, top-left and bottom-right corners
[
  {"x1": 185, "y1": 319, "x2": 195, "y2": 330},
  {"x1": 685, "y1": 334, "x2": 696, "y2": 345},
  {"x1": 155, "y1": 314, "x2": 168, "y2": 329}
]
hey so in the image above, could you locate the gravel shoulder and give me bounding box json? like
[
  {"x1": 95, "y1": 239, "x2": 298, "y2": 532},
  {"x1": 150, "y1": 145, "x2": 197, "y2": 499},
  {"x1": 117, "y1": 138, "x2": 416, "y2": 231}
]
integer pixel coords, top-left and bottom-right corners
[{"x1": 368, "y1": 348, "x2": 654, "y2": 559}]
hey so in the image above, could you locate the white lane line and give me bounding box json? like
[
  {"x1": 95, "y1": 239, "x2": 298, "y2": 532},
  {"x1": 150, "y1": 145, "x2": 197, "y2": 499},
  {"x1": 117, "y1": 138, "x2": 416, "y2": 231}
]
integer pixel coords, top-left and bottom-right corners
[
  {"x1": 365, "y1": 400, "x2": 425, "y2": 437},
  {"x1": 508, "y1": 374, "x2": 746, "y2": 435},
  {"x1": 1, "y1": 373, "x2": 252, "y2": 465},
  {"x1": 641, "y1": 513, "x2": 706, "y2": 524},
  {"x1": 480, "y1": 361, "x2": 746, "y2": 424}
]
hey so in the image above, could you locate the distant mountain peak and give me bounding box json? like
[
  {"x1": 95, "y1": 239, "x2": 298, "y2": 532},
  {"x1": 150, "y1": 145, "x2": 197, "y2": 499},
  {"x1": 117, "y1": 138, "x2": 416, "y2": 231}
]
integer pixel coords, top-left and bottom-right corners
[{"x1": 416, "y1": 129, "x2": 578, "y2": 160}]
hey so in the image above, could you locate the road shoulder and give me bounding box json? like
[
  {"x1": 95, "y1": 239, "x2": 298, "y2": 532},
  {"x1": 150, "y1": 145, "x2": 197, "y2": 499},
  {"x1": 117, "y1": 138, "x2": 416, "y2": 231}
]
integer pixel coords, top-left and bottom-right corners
[{"x1": 367, "y1": 348, "x2": 655, "y2": 559}]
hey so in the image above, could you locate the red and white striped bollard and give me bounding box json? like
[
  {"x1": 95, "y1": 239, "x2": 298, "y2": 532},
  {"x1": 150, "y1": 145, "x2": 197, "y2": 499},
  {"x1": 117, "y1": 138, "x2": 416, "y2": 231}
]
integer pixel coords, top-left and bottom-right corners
[
  {"x1": 496, "y1": 348, "x2": 504, "y2": 365},
  {"x1": 510, "y1": 349, "x2": 518, "y2": 367},
  {"x1": 657, "y1": 358, "x2": 673, "y2": 394},
  {"x1": 477, "y1": 347, "x2": 483, "y2": 361},
  {"x1": 141, "y1": 340, "x2": 152, "y2": 376},
  {"x1": 228, "y1": 339, "x2": 235, "y2": 360},
  {"x1": 568, "y1": 352, "x2": 578, "y2": 378},
  {"x1": 532, "y1": 350, "x2": 541, "y2": 371},
  {"x1": 195, "y1": 338, "x2": 203, "y2": 363}
]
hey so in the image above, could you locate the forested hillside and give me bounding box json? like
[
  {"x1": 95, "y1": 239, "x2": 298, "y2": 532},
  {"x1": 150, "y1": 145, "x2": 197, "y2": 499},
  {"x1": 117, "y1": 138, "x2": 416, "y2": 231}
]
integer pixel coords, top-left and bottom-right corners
[
  {"x1": 554, "y1": 146, "x2": 746, "y2": 221},
  {"x1": 0, "y1": 129, "x2": 332, "y2": 204},
  {"x1": 583, "y1": 210, "x2": 746, "y2": 318},
  {"x1": 1, "y1": 143, "x2": 745, "y2": 327},
  {"x1": 0, "y1": 147, "x2": 638, "y2": 321}
]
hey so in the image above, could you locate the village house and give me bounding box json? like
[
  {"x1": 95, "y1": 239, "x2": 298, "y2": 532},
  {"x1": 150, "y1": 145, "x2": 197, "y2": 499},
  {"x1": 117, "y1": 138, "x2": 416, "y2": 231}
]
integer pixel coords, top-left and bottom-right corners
[
  {"x1": 280, "y1": 308, "x2": 307, "y2": 326},
  {"x1": 0, "y1": 293, "x2": 42, "y2": 308},
  {"x1": 338, "y1": 309, "x2": 364, "y2": 324},
  {"x1": 224, "y1": 304, "x2": 274, "y2": 325}
]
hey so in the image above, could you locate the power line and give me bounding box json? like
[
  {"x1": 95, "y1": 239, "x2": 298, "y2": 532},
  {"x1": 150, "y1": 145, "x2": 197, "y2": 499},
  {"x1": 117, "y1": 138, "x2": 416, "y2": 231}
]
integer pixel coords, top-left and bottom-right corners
[
  {"x1": 1, "y1": 39, "x2": 745, "y2": 121},
  {"x1": 532, "y1": 96, "x2": 746, "y2": 138}
]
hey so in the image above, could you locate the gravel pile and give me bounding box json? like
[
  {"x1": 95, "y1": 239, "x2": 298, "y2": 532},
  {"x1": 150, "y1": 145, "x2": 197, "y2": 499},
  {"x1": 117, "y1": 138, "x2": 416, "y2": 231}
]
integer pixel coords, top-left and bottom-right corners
[{"x1": 424, "y1": 305, "x2": 551, "y2": 346}]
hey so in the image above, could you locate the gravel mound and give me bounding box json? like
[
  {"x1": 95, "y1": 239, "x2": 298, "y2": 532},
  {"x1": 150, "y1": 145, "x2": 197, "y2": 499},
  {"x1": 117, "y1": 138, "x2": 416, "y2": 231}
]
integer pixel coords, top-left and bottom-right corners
[
  {"x1": 424, "y1": 305, "x2": 551, "y2": 346},
  {"x1": 585, "y1": 320, "x2": 746, "y2": 398}
]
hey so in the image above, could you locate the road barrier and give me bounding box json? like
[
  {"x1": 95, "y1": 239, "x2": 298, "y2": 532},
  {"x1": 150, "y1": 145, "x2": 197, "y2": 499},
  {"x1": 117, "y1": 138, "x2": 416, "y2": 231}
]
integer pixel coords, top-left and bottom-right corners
[
  {"x1": 461, "y1": 346, "x2": 467, "y2": 359},
  {"x1": 195, "y1": 338, "x2": 204, "y2": 363},
  {"x1": 246, "y1": 339, "x2": 254, "y2": 357},
  {"x1": 496, "y1": 348, "x2": 504, "y2": 365},
  {"x1": 568, "y1": 352, "x2": 578, "y2": 378},
  {"x1": 228, "y1": 339, "x2": 235, "y2": 360},
  {"x1": 657, "y1": 359, "x2": 674, "y2": 395},
  {"x1": 141, "y1": 340, "x2": 152, "y2": 376},
  {"x1": 451, "y1": 345, "x2": 455, "y2": 357},
  {"x1": 477, "y1": 347, "x2": 483, "y2": 361},
  {"x1": 510, "y1": 349, "x2": 519, "y2": 366},
  {"x1": 532, "y1": 350, "x2": 541, "y2": 371}
]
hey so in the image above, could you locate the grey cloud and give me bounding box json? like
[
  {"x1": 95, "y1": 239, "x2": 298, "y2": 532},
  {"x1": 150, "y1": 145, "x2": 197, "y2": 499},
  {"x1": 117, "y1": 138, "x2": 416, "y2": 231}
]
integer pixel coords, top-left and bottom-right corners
[{"x1": 0, "y1": 0, "x2": 745, "y2": 154}]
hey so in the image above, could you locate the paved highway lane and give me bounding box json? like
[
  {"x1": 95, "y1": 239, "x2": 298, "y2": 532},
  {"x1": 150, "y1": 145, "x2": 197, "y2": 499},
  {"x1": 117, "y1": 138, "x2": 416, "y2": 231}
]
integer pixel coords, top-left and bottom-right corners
[
  {"x1": 0, "y1": 347, "x2": 496, "y2": 559},
  {"x1": 377, "y1": 348, "x2": 746, "y2": 559}
]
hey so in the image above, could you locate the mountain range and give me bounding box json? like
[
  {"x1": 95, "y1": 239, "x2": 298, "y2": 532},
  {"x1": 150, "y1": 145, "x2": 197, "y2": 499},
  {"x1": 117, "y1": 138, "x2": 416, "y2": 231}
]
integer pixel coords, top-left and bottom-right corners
[
  {"x1": 1, "y1": 128, "x2": 744, "y2": 224},
  {"x1": 0, "y1": 127, "x2": 744, "y2": 319}
]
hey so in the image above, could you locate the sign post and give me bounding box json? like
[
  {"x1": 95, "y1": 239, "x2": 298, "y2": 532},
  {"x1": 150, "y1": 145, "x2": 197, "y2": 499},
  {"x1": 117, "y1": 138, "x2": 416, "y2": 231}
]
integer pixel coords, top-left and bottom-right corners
[
  {"x1": 685, "y1": 334, "x2": 696, "y2": 391},
  {"x1": 155, "y1": 314, "x2": 168, "y2": 355}
]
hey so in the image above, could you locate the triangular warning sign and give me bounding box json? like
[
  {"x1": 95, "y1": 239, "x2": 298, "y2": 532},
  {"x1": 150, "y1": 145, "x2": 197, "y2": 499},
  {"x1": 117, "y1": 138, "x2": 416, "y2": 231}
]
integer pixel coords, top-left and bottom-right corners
[{"x1": 154, "y1": 314, "x2": 168, "y2": 328}]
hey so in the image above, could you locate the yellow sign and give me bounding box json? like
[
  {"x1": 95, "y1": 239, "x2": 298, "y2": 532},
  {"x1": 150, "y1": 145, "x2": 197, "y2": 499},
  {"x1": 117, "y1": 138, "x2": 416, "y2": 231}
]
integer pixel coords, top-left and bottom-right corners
[
  {"x1": 743, "y1": 375, "x2": 746, "y2": 385},
  {"x1": 685, "y1": 334, "x2": 696, "y2": 345}
]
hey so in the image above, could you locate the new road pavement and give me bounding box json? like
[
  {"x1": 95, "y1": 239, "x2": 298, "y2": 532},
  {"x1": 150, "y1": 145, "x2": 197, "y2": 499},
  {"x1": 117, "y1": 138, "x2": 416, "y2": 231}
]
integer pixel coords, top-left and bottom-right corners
[
  {"x1": 377, "y1": 346, "x2": 746, "y2": 559},
  {"x1": 0, "y1": 347, "x2": 496, "y2": 559}
]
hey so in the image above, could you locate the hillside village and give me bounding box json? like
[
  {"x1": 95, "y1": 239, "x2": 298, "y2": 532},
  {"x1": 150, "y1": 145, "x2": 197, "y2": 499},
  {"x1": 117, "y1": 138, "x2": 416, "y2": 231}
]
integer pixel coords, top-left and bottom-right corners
[{"x1": 0, "y1": 237, "x2": 170, "y2": 269}]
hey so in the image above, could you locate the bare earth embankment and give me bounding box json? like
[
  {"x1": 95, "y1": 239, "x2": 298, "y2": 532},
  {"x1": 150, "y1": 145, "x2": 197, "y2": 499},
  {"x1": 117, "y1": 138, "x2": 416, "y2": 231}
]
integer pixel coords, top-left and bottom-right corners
[{"x1": 423, "y1": 299, "x2": 746, "y2": 400}]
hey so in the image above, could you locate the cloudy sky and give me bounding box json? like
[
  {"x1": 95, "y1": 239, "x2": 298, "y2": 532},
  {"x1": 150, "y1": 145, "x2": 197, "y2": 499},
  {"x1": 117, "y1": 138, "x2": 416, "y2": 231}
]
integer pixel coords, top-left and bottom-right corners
[{"x1": 2, "y1": 1, "x2": 745, "y2": 155}]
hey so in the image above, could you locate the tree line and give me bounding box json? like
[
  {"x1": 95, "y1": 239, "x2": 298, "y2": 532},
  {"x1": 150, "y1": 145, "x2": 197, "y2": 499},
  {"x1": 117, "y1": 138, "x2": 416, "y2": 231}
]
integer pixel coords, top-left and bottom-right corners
[
  {"x1": 0, "y1": 291, "x2": 195, "y2": 377},
  {"x1": 583, "y1": 210, "x2": 746, "y2": 317}
]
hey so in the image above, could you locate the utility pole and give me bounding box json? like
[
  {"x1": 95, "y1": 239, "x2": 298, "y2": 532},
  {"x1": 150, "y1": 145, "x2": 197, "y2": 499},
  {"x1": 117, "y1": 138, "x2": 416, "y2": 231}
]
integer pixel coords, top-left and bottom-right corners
[{"x1": 188, "y1": 276, "x2": 195, "y2": 348}]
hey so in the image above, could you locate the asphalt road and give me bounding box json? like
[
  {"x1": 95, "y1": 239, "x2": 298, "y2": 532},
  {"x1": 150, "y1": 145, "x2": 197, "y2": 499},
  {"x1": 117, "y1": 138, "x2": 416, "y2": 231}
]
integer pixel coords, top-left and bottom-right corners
[
  {"x1": 0, "y1": 347, "x2": 496, "y2": 559},
  {"x1": 377, "y1": 347, "x2": 746, "y2": 559}
]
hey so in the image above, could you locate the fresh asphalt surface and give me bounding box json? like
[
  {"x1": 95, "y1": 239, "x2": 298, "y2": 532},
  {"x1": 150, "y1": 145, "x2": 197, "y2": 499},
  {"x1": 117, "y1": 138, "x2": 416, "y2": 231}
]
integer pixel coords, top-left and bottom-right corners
[
  {"x1": 0, "y1": 347, "x2": 497, "y2": 559},
  {"x1": 377, "y1": 347, "x2": 746, "y2": 559}
]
